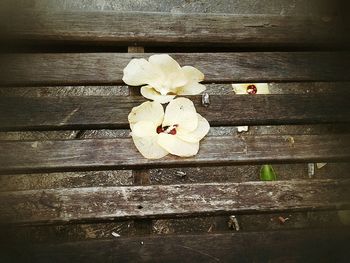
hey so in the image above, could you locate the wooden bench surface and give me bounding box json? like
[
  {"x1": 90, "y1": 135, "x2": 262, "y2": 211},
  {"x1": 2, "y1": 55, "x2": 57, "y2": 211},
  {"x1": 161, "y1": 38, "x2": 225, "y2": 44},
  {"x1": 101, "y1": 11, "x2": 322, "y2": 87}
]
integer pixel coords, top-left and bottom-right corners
[{"x1": 1, "y1": 3, "x2": 350, "y2": 262}]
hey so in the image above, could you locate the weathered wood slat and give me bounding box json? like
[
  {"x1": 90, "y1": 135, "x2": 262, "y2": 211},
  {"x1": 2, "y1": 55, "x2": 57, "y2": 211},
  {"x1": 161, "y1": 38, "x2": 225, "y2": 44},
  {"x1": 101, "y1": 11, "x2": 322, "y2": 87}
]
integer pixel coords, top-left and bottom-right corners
[
  {"x1": 11, "y1": 11, "x2": 350, "y2": 48},
  {"x1": 0, "y1": 179, "x2": 349, "y2": 224},
  {"x1": 0, "y1": 134, "x2": 349, "y2": 174},
  {"x1": 3, "y1": 229, "x2": 349, "y2": 263},
  {"x1": 4, "y1": 52, "x2": 350, "y2": 86},
  {"x1": 1, "y1": 93, "x2": 349, "y2": 131}
]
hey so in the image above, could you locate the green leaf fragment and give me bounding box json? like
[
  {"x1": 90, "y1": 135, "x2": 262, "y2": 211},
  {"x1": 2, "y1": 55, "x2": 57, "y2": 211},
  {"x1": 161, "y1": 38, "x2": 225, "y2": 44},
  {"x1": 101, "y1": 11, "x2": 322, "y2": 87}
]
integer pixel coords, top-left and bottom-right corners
[{"x1": 260, "y1": 165, "x2": 277, "y2": 181}]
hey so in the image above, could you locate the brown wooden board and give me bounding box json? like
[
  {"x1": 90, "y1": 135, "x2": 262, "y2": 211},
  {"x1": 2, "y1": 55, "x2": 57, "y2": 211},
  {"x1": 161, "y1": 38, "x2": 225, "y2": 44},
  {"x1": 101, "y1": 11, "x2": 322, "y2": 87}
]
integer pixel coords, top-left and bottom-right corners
[
  {"x1": 0, "y1": 179, "x2": 349, "y2": 224},
  {"x1": 3, "y1": 52, "x2": 350, "y2": 86},
  {"x1": 1, "y1": 93, "x2": 350, "y2": 131},
  {"x1": 10, "y1": 11, "x2": 350, "y2": 48},
  {"x1": 0, "y1": 211, "x2": 345, "y2": 244},
  {"x1": 0, "y1": 134, "x2": 349, "y2": 174},
  {"x1": 3, "y1": 228, "x2": 349, "y2": 263}
]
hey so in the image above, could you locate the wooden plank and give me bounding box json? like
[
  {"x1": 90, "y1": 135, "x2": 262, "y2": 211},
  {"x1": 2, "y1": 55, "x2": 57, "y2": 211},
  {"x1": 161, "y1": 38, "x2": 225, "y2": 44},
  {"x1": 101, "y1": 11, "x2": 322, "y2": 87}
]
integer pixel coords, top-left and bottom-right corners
[
  {"x1": 11, "y1": 11, "x2": 349, "y2": 47},
  {"x1": 4, "y1": 52, "x2": 350, "y2": 86},
  {"x1": 0, "y1": 179, "x2": 349, "y2": 224},
  {"x1": 1, "y1": 93, "x2": 349, "y2": 131},
  {"x1": 0, "y1": 134, "x2": 349, "y2": 174},
  {"x1": 3, "y1": 229, "x2": 349, "y2": 262},
  {"x1": 0, "y1": 211, "x2": 345, "y2": 243},
  {"x1": 5, "y1": 0, "x2": 345, "y2": 15}
]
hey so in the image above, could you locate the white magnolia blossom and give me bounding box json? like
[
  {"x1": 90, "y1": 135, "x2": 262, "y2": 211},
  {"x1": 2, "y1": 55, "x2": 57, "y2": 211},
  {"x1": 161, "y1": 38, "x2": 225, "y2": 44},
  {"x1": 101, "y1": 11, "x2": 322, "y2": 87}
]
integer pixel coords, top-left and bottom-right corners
[
  {"x1": 232, "y1": 83, "x2": 270, "y2": 95},
  {"x1": 128, "y1": 98, "x2": 210, "y2": 159},
  {"x1": 123, "y1": 54, "x2": 206, "y2": 104},
  {"x1": 232, "y1": 83, "x2": 270, "y2": 133}
]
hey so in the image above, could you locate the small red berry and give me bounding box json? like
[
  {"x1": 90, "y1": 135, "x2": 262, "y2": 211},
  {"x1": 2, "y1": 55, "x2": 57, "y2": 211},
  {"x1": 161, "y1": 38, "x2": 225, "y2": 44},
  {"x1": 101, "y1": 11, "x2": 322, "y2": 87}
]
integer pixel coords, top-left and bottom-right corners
[{"x1": 247, "y1": 84, "x2": 257, "y2": 94}]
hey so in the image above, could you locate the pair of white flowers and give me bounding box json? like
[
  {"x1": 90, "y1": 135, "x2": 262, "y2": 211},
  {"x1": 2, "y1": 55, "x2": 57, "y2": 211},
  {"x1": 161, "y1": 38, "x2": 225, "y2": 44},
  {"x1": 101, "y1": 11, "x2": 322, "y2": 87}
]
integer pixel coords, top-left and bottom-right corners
[{"x1": 123, "y1": 54, "x2": 210, "y2": 159}]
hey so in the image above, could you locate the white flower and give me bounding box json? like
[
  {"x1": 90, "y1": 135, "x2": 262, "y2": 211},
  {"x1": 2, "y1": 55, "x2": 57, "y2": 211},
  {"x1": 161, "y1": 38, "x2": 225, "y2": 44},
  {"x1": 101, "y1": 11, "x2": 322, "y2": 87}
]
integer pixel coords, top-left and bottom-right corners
[
  {"x1": 128, "y1": 98, "x2": 210, "y2": 159},
  {"x1": 232, "y1": 83, "x2": 270, "y2": 95},
  {"x1": 123, "y1": 54, "x2": 206, "y2": 104}
]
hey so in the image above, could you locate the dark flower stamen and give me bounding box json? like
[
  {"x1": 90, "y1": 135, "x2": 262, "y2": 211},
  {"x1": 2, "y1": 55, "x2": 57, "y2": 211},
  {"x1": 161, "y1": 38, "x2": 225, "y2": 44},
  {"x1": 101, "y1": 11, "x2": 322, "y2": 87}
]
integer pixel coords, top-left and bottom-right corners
[
  {"x1": 156, "y1": 125, "x2": 177, "y2": 135},
  {"x1": 168, "y1": 128, "x2": 177, "y2": 135},
  {"x1": 247, "y1": 84, "x2": 257, "y2": 94},
  {"x1": 156, "y1": 126, "x2": 164, "y2": 134}
]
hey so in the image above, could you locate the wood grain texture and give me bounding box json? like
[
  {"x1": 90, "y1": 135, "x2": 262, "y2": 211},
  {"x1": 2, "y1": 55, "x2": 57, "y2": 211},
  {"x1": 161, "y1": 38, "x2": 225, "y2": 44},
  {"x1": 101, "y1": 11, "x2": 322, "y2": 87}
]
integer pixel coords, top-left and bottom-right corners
[
  {"x1": 4, "y1": 52, "x2": 350, "y2": 86},
  {"x1": 3, "y1": 229, "x2": 349, "y2": 262},
  {"x1": 0, "y1": 134, "x2": 349, "y2": 174},
  {"x1": 7, "y1": 0, "x2": 345, "y2": 15},
  {"x1": 1, "y1": 93, "x2": 349, "y2": 131},
  {"x1": 0, "y1": 179, "x2": 349, "y2": 224},
  {"x1": 11, "y1": 11, "x2": 349, "y2": 47}
]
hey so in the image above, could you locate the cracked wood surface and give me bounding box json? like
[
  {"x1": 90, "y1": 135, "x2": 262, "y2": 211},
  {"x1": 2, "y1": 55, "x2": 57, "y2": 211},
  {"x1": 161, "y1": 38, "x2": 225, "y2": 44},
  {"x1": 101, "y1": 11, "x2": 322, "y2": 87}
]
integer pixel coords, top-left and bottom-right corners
[
  {"x1": 3, "y1": 52, "x2": 350, "y2": 86},
  {"x1": 10, "y1": 11, "x2": 349, "y2": 48},
  {"x1": 0, "y1": 179, "x2": 349, "y2": 224},
  {"x1": 0, "y1": 134, "x2": 349, "y2": 174},
  {"x1": 1, "y1": 92, "x2": 350, "y2": 131}
]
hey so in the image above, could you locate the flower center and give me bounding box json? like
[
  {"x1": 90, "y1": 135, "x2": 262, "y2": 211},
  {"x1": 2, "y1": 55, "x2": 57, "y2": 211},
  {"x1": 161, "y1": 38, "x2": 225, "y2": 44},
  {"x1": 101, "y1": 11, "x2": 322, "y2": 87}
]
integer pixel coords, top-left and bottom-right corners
[
  {"x1": 156, "y1": 126, "x2": 164, "y2": 134},
  {"x1": 247, "y1": 85, "x2": 257, "y2": 94},
  {"x1": 156, "y1": 125, "x2": 177, "y2": 135}
]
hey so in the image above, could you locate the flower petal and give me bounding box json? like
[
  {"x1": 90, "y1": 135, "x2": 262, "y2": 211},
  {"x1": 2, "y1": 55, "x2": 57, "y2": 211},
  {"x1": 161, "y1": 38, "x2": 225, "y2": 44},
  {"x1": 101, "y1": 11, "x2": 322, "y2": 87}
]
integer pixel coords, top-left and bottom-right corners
[
  {"x1": 141, "y1": 85, "x2": 176, "y2": 104},
  {"x1": 128, "y1": 101, "x2": 164, "y2": 130},
  {"x1": 316, "y1": 163, "x2": 327, "y2": 169},
  {"x1": 182, "y1": 66, "x2": 205, "y2": 82},
  {"x1": 232, "y1": 83, "x2": 270, "y2": 95},
  {"x1": 132, "y1": 135, "x2": 169, "y2": 159},
  {"x1": 132, "y1": 121, "x2": 157, "y2": 137},
  {"x1": 149, "y1": 54, "x2": 182, "y2": 75},
  {"x1": 176, "y1": 82, "x2": 206, "y2": 95},
  {"x1": 177, "y1": 114, "x2": 210, "y2": 143},
  {"x1": 175, "y1": 66, "x2": 206, "y2": 95},
  {"x1": 131, "y1": 121, "x2": 168, "y2": 159},
  {"x1": 157, "y1": 133, "x2": 199, "y2": 157},
  {"x1": 122, "y1": 58, "x2": 164, "y2": 87},
  {"x1": 163, "y1": 97, "x2": 198, "y2": 132},
  {"x1": 149, "y1": 54, "x2": 187, "y2": 94}
]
